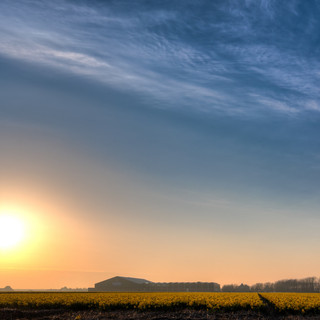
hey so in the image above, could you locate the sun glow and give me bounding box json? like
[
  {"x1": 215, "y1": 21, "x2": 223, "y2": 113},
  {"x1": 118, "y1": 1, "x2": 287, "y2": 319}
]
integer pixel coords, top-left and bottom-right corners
[
  {"x1": 0, "y1": 199, "x2": 55, "y2": 271},
  {"x1": 0, "y1": 214, "x2": 26, "y2": 250}
]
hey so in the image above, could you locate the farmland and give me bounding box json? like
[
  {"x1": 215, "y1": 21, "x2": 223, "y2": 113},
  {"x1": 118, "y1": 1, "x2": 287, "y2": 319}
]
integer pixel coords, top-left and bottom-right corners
[
  {"x1": 0, "y1": 292, "x2": 264, "y2": 311},
  {"x1": 1, "y1": 292, "x2": 320, "y2": 319},
  {"x1": 260, "y1": 293, "x2": 320, "y2": 314}
]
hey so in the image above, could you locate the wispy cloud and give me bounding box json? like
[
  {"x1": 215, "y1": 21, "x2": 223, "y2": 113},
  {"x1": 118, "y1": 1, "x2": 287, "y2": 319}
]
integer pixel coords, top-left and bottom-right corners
[
  {"x1": 0, "y1": 0, "x2": 319, "y2": 117},
  {"x1": 252, "y1": 95, "x2": 299, "y2": 114}
]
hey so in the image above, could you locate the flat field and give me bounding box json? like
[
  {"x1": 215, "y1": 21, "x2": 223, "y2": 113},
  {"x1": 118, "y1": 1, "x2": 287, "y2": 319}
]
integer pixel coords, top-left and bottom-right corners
[
  {"x1": 260, "y1": 293, "x2": 320, "y2": 314},
  {"x1": 1, "y1": 292, "x2": 320, "y2": 319},
  {"x1": 0, "y1": 292, "x2": 264, "y2": 311}
]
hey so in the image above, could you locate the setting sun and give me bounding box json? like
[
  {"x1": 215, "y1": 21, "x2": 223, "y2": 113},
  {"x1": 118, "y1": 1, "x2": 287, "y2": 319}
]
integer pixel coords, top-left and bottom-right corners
[{"x1": 0, "y1": 214, "x2": 25, "y2": 250}]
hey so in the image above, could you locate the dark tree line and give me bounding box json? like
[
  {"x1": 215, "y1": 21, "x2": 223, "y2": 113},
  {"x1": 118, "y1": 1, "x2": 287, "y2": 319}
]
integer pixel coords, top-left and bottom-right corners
[{"x1": 222, "y1": 277, "x2": 320, "y2": 293}]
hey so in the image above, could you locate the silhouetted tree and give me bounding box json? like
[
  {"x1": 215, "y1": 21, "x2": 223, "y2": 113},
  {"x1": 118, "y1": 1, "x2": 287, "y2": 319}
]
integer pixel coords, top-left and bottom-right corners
[
  {"x1": 249, "y1": 277, "x2": 320, "y2": 293},
  {"x1": 221, "y1": 284, "x2": 237, "y2": 292},
  {"x1": 250, "y1": 283, "x2": 264, "y2": 292}
]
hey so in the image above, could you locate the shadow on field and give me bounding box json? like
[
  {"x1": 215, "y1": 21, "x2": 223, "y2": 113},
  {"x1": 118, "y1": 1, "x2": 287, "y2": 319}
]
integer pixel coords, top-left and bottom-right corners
[{"x1": 2, "y1": 309, "x2": 320, "y2": 320}]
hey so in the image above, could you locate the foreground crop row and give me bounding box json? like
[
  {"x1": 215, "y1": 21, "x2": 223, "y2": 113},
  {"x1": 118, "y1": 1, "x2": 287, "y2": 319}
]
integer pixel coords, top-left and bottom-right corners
[
  {"x1": 0, "y1": 292, "x2": 264, "y2": 311},
  {"x1": 1, "y1": 292, "x2": 320, "y2": 314},
  {"x1": 260, "y1": 293, "x2": 320, "y2": 313}
]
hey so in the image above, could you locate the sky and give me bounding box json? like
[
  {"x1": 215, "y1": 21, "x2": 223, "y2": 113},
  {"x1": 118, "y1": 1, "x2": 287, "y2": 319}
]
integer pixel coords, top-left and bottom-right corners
[{"x1": 1, "y1": 0, "x2": 320, "y2": 289}]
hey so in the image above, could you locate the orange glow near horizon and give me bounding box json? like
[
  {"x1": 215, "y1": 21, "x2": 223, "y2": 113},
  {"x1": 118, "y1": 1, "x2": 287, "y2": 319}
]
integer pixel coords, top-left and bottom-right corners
[
  {"x1": 1, "y1": 184, "x2": 320, "y2": 290},
  {"x1": 0, "y1": 185, "x2": 103, "y2": 280}
]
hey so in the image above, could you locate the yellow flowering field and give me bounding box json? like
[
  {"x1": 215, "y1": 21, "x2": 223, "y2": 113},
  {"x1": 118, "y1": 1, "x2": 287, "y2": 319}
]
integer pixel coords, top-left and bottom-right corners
[
  {"x1": 261, "y1": 293, "x2": 320, "y2": 314},
  {"x1": 0, "y1": 292, "x2": 264, "y2": 311}
]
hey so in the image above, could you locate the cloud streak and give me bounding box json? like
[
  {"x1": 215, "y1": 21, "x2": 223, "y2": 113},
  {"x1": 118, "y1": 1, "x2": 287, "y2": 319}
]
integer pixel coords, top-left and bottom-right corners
[{"x1": 0, "y1": 0, "x2": 319, "y2": 116}]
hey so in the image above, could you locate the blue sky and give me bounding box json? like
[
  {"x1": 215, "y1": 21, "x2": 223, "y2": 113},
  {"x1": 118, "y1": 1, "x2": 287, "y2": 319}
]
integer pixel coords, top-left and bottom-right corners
[
  {"x1": 1, "y1": 0, "x2": 320, "y2": 287},
  {"x1": 1, "y1": 0, "x2": 320, "y2": 115}
]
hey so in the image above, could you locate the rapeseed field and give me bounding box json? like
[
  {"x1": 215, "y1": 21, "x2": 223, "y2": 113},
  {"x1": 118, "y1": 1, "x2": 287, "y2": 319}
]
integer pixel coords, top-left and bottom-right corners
[
  {"x1": 261, "y1": 293, "x2": 320, "y2": 314},
  {"x1": 2, "y1": 292, "x2": 320, "y2": 315},
  {"x1": 0, "y1": 292, "x2": 263, "y2": 311}
]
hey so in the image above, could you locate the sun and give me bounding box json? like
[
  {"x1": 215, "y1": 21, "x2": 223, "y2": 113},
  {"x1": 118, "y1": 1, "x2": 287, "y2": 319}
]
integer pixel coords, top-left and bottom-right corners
[{"x1": 0, "y1": 214, "x2": 25, "y2": 250}]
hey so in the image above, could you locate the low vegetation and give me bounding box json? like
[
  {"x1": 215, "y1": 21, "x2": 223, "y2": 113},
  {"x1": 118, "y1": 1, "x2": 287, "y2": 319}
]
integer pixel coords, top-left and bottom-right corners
[
  {"x1": 0, "y1": 292, "x2": 264, "y2": 311},
  {"x1": 261, "y1": 293, "x2": 320, "y2": 314},
  {"x1": 2, "y1": 292, "x2": 320, "y2": 317}
]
